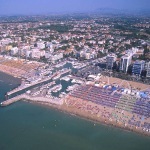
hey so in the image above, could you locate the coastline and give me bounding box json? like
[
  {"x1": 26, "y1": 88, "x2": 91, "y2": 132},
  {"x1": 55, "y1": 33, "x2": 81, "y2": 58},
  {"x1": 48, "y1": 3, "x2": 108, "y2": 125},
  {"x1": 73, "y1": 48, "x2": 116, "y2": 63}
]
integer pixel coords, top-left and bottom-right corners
[
  {"x1": 0, "y1": 64, "x2": 23, "y2": 78},
  {"x1": 23, "y1": 98, "x2": 150, "y2": 137},
  {"x1": 0, "y1": 65, "x2": 149, "y2": 138}
]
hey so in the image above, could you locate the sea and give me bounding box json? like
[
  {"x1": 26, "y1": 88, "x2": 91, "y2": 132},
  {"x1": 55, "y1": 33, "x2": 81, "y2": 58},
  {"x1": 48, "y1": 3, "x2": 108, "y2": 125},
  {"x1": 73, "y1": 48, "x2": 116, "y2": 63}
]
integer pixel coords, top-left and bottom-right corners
[{"x1": 0, "y1": 71, "x2": 150, "y2": 150}]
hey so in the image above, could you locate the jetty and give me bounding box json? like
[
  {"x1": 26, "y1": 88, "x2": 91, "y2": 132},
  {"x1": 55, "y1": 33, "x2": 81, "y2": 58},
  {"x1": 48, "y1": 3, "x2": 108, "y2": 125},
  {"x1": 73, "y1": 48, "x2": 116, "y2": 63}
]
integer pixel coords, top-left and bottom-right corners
[
  {"x1": 1, "y1": 94, "x2": 64, "y2": 107},
  {"x1": 1, "y1": 94, "x2": 26, "y2": 106}
]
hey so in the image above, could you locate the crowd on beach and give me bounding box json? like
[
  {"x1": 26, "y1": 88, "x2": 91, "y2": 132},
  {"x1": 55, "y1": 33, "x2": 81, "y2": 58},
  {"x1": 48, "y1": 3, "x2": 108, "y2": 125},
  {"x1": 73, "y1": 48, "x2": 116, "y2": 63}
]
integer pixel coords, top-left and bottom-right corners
[{"x1": 64, "y1": 85, "x2": 150, "y2": 136}]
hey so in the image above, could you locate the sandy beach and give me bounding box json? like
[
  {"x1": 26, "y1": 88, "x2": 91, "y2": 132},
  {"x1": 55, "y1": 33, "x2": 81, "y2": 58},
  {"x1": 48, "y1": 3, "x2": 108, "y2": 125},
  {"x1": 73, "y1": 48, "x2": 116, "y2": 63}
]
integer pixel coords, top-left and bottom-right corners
[
  {"x1": 0, "y1": 56, "x2": 43, "y2": 77},
  {"x1": 24, "y1": 96, "x2": 150, "y2": 137},
  {"x1": 100, "y1": 75, "x2": 149, "y2": 90}
]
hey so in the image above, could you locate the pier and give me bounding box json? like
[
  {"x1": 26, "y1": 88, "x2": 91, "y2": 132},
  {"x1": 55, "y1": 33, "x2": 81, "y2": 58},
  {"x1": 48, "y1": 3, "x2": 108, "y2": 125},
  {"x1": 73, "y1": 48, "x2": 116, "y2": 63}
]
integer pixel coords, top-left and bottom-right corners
[
  {"x1": 1, "y1": 94, "x2": 64, "y2": 107},
  {"x1": 1, "y1": 94, "x2": 26, "y2": 106}
]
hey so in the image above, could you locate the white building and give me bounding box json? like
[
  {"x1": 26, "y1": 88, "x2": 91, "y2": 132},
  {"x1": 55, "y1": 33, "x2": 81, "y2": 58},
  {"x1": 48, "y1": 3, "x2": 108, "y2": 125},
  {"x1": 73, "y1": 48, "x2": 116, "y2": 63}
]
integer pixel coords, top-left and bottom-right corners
[
  {"x1": 120, "y1": 55, "x2": 132, "y2": 73},
  {"x1": 45, "y1": 51, "x2": 51, "y2": 59},
  {"x1": 80, "y1": 50, "x2": 86, "y2": 58},
  {"x1": 98, "y1": 40, "x2": 105, "y2": 45},
  {"x1": 46, "y1": 42, "x2": 54, "y2": 53},
  {"x1": 125, "y1": 47, "x2": 138, "y2": 56},
  {"x1": 80, "y1": 49, "x2": 96, "y2": 60},
  {"x1": 11, "y1": 47, "x2": 19, "y2": 55},
  {"x1": 40, "y1": 50, "x2": 45, "y2": 57},
  {"x1": 31, "y1": 49, "x2": 45, "y2": 59},
  {"x1": 26, "y1": 50, "x2": 32, "y2": 58},
  {"x1": 21, "y1": 46, "x2": 30, "y2": 56},
  {"x1": 51, "y1": 53, "x2": 63, "y2": 63},
  {"x1": 37, "y1": 41, "x2": 45, "y2": 49}
]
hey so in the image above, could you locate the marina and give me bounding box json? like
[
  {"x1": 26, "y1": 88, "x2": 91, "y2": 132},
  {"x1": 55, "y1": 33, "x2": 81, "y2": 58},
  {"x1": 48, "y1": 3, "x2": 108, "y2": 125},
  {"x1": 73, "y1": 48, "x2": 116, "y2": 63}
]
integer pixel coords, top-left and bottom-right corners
[
  {"x1": 6, "y1": 73, "x2": 57, "y2": 96},
  {"x1": 6, "y1": 67, "x2": 71, "y2": 96}
]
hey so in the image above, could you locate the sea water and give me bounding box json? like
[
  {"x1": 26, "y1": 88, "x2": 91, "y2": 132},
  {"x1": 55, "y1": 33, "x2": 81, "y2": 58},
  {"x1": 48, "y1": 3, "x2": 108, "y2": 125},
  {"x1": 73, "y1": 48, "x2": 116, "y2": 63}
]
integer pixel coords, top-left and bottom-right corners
[{"x1": 0, "y1": 72, "x2": 150, "y2": 150}]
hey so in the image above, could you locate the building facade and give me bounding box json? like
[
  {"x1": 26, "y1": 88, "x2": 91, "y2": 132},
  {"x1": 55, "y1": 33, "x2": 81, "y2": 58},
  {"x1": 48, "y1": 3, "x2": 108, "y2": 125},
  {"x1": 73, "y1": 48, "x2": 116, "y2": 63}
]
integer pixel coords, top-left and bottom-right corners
[
  {"x1": 146, "y1": 62, "x2": 150, "y2": 77},
  {"x1": 120, "y1": 55, "x2": 132, "y2": 73},
  {"x1": 106, "y1": 53, "x2": 117, "y2": 69},
  {"x1": 132, "y1": 60, "x2": 145, "y2": 76}
]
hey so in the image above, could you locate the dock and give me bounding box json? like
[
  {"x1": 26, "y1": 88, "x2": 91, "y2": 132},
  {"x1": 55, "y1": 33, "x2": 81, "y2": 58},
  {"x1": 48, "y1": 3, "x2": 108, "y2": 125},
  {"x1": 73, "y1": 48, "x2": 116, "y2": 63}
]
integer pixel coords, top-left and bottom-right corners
[
  {"x1": 7, "y1": 69, "x2": 71, "y2": 96},
  {"x1": 7, "y1": 73, "x2": 57, "y2": 96}
]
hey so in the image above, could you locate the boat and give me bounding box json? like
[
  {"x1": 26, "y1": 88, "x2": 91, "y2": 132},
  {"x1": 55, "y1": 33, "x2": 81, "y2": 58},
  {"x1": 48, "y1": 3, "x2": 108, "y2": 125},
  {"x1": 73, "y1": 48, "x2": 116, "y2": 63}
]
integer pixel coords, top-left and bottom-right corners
[
  {"x1": 40, "y1": 81, "x2": 55, "y2": 90},
  {"x1": 61, "y1": 92, "x2": 66, "y2": 95},
  {"x1": 53, "y1": 84, "x2": 62, "y2": 93},
  {"x1": 53, "y1": 74, "x2": 61, "y2": 80},
  {"x1": 51, "y1": 84, "x2": 62, "y2": 93},
  {"x1": 71, "y1": 79, "x2": 83, "y2": 84},
  {"x1": 60, "y1": 76, "x2": 70, "y2": 82},
  {"x1": 55, "y1": 62, "x2": 66, "y2": 68},
  {"x1": 32, "y1": 91, "x2": 40, "y2": 96},
  {"x1": 46, "y1": 81, "x2": 55, "y2": 88},
  {"x1": 66, "y1": 84, "x2": 79, "y2": 92},
  {"x1": 46, "y1": 94, "x2": 53, "y2": 98},
  {"x1": 71, "y1": 79, "x2": 77, "y2": 83}
]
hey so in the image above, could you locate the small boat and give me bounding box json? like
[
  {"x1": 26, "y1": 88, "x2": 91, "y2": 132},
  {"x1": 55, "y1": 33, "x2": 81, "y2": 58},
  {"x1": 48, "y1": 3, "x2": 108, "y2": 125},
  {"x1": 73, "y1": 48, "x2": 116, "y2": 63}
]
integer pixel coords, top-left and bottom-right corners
[
  {"x1": 61, "y1": 76, "x2": 70, "y2": 82},
  {"x1": 53, "y1": 74, "x2": 61, "y2": 80},
  {"x1": 51, "y1": 84, "x2": 62, "y2": 93}
]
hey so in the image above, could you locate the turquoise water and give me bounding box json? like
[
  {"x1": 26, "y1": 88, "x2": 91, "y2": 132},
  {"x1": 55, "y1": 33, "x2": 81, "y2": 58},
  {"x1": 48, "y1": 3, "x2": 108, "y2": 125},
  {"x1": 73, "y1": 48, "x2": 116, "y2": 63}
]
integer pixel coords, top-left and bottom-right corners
[{"x1": 0, "y1": 72, "x2": 150, "y2": 150}]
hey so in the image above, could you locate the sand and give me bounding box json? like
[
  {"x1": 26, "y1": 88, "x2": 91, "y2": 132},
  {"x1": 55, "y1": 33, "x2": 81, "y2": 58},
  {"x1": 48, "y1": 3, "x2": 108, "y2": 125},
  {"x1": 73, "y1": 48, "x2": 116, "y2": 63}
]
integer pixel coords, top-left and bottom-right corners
[
  {"x1": 23, "y1": 94, "x2": 150, "y2": 137},
  {"x1": 100, "y1": 76, "x2": 150, "y2": 90},
  {"x1": 0, "y1": 57, "x2": 43, "y2": 77}
]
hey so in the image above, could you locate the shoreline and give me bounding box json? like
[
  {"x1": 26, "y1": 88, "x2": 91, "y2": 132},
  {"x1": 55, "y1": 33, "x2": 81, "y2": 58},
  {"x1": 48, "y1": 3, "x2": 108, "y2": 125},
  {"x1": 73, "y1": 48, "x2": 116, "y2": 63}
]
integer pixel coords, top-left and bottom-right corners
[
  {"x1": 23, "y1": 99, "x2": 150, "y2": 138},
  {"x1": 0, "y1": 65, "x2": 149, "y2": 138}
]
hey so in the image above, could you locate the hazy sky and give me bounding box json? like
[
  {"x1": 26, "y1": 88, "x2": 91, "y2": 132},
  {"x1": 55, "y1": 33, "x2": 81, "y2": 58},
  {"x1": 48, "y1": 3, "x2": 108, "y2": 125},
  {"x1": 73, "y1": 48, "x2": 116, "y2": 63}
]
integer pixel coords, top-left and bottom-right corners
[{"x1": 0, "y1": 0, "x2": 150, "y2": 15}]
